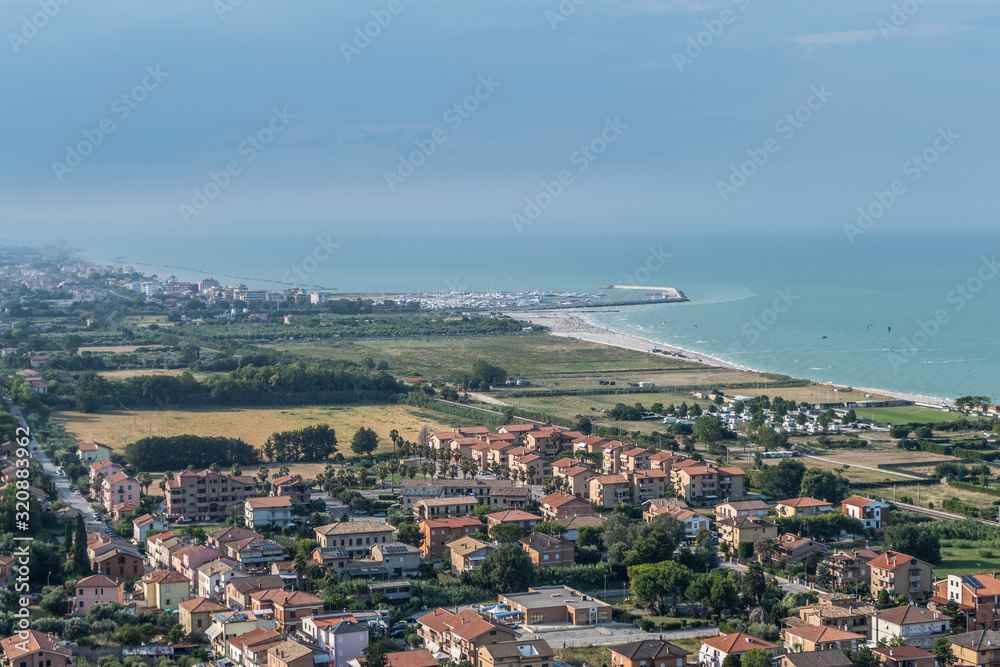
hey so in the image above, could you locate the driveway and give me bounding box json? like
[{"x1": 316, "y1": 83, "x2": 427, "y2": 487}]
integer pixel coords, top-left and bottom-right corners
[{"x1": 8, "y1": 402, "x2": 106, "y2": 533}]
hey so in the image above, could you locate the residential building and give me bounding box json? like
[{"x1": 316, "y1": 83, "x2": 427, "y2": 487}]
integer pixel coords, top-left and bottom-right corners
[
  {"x1": 367, "y1": 581, "x2": 412, "y2": 602},
  {"x1": 509, "y1": 454, "x2": 552, "y2": 485},
  {"x1": 538, "y1": 491, "x2": 594, "y2": 521},
  {"x1": 698, "y1": 634, "x2": 778, "y2": 667},
  {"x1": 369, "y1": 543, "x2": 421, "y2": 578},
  {"x1": 227, "y1": 628, "x2": 284, "y2": 667},
  {"x1": 314, "y1": 521, "x2": 395, "y2": 557},
  {"x1": 78, "y1": 441, "x2": 111, "y2": 463},
  {"x1": 776, "y1": 533, "x2": 828, "y2": 564},
  {"x1": 872, "y1": 606, "x2": 952, "y2": 650},
  {"x1": 448, "y1": 537, "x2": 497, "y2": 575},
  {"x1": 264, "y1": 591, "x2": 324, "y2": 633},
  {"x1": 776, "y1": 498, "x2": 834, "y2": 517},
  {"x1": 89, "y1": 460, "x2": 121, "y2": 486},
  {"x1": 717, "y1": 516, "x2": 779, "y2": 555},
  {"x1": 826, "y1": 549, "x2": 883, "y2": 590},
  {"x1": 163, "y1": 469, "x2": 256, "y2": 521},
  {"x1": 648, "y1": 451, "x2": 688, "y2": 472},
  {"x1": 871, "y1": 646, "x2": 936, "y2": 667},
  {"x1": 590, "y1": 475, "x2": 632, "y2": 507},
  {"x1": 143, "y1": 570, "x2": 191, "y2": 611},
  {"x1": 416, "y1": 608, "x2": 517, "y2": 662},
  {"x1": 91, "y1": 547, "x2": 144, "y2": 580},
  {"x1": 378, "y1": 649, "x2": 438, "y2": 667},
  {"x1": 519, "y1": 534, "x2": 575, "y2": 568},
  {"x1": 197, "y1": 559, "x2": 246, "y2": 601},
  {"x1": 419, "y1": 517, "x2": 483, "y2": 561},
  {"x1": 610, "y1": 640, "x2": 690, "y2": 667},
  {"x1": 485, "y1": 510, "x2": 542, "y2": 534},
  {"x1": 133, "y1": 514, "x2": 167, "y2": 543},
  {"x1": 869, "y1": 550, "x2": 934, "y2": 602},
  {"x1": 644, "y1": 504, "x2": 710, "y2": 541},
  {"x1": 672, "y1": 463, "x2": 746, "y2": 505},
  {"x1": 0, "y1": 631, "x2": 73, "y2": 667},
  {"x1": 245, "y1": 496, "x2": 294, "y2": 529},
  {"x1": 779, "y1": 650, "x2": 853, "y2": 667},
  {"x1": 99, "y1": 472, "x2": 141, "y2": 514},
  {"x1": 782, "y1": 626, "x2": 864, "y2": 652},
  {"x1": 949, "y1": 629, "x2": 1000, "y2": 667},
  {"x1": 478, "y1": 640, "x2": 555, "y2": 667},
  {"x1": 556, "y1": 466, "x2": 596, "y2": 500},
  {"x1": 74, "y1": 575, "x2": 124, "y2": 614},
  {"x1": 498, "y1": 586, "x2": 613, "y2": 625},
  {"x1": 932, "y1": 573, "x2": 1000, "y2": 631},
  {"x1": 208, "y1": 526, "x2": 264, "y2": 551},
  {"x1": 227, "y1": 575, "x2": 285, "y2": 610},
  {"x1": 311, "y1": 547, "x2": 350, "y2": 576},
  {"x1": 172, "y1": 544, "x2": 221, "y2": 584},
  {"x1": 715, "y1": 500, "x2": 770, "y2": 521},
  {"x1": 206, "y1": 610, "x2": 277, "y2": 656},
  {"x1": 179, "y1": 597, "x2": 230, "y2": 636},
  {"x1": 314, "y1": 618, "x2": 369, "y2": 667},
  {"x1": 795, "y1": 594, "x2": 877, "y2": 637},
  {"x1": 554, "y1": 515, "x2": 605, "y2": 541},
  {"x1": 627, "y1": 469, "x2": 669, "y2": 503},
  {"x1": 414, "y1": 497, "x2": 479, "y2": 522},
  {"x1": 267, "y1": 640, "x2": 318, "y2": 667},
  {"x1": 841, "y1": 495, "x2": 890, "y2": 531},
  {"x1": 223, "y1": 537, "x2": 288, "y2": 566},
  {"x1": 270, "y1": 476, "x2": 311, "y2": 506}
]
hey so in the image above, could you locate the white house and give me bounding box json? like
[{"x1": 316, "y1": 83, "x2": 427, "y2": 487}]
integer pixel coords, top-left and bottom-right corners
[
  {"x1": 244, "y1": 496, "x2": 293, "y2": 529},
  {"x1": 698, "y1": 634, "x2": 777, "y2": 667},
  {"x1": 872, "y1": 606, "x2": 952, "y2": 650}
]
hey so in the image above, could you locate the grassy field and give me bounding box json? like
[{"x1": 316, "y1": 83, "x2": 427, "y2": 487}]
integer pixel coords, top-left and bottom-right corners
[
  {"x1": 555, "y1": 646, "x2": 612, "y2": 666},
  {"x1": 936, "y1": 543, "x2": 1000, "y2": 577},
  {"x1": 856, "y1": 405, "x2": 963, "y2": 424},
  {"x1": 52, "y1": 404, "x2": 462, "y2": 451},
  {"x1": 284, "y1": 335, "x2": 697, "y2": 379}
]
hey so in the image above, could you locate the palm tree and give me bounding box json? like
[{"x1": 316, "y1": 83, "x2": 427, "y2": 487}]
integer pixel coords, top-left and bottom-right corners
[
  {"x1": 517, "y1": 469, "x2": 527, "y2": 486},
  {"x1": 230, "y1": 463, "x2": 242, "y2": 477},
  {"x1": 137, "y1": 472, "x2": 152, "y2": 495},
  {"x1": 527, "y1": 465, "x2": 536, "y2": 485},
  {"x1": 452, "y1": 449, "x2": 462, "y2": 467},
  {"x1": 386, "y1": 460, "x2": 400, "y2": 491},
  {"x1": 257, "y1": 465, "x2": 269, "y2": 489},
  {"x1": 293, "y1": 557, "x2": 307, "y2": 590},
  {"x1": 389, "y1": 429, "x2": 400, "y2": 458},
  {"x1": 757, "y1": 537, "x2": 778, "y2": 565},
  {"x1": 209, "y1": 462, "x2": 221, "y2": 473},
  {"x1": 376, "y1": 465, "x2": 389, "y2": 488},
  {"x1": 419, "y1": 462, "x2": 432, "y2": 479}
]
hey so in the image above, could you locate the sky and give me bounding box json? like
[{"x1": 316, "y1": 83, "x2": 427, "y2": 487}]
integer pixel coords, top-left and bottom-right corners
[{"x1": 0, "y1": 0, "x2": 997, "y2": 242}]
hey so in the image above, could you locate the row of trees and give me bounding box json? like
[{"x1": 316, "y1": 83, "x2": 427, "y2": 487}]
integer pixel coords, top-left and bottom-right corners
[{"x1": 262, "y1": 425, "x2": 339, "y2": 462}]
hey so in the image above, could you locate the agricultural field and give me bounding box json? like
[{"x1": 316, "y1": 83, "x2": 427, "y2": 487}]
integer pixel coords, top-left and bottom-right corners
[
  {"x1": 77, "y1": 344, "x2": 167, "y2": 354},
  {"x1": 52, "y1": 404, "x2": 460, "y2": 452},
  {"x1": 97, "y1": 369, "x2": 210, "y2": 381},
  {"x1": 936, "y1": 542, "x2": 1000, "y2": 577}
]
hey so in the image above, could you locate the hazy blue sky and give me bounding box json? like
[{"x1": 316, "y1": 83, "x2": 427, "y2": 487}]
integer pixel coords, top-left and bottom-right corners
[{"x1": 1, "y1": 0, "x2": 996, "y2": 242}]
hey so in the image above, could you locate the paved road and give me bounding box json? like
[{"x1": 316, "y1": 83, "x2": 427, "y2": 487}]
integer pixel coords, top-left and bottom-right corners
[
  {"x1": 719, "y1": 560, "x2": 811, "y2": 594},
  {"x1": 8, "y1": 401, "x2": 106, "y2": 533}
]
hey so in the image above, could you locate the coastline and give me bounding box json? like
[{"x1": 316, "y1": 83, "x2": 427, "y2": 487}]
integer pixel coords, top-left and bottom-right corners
[{"x1": 509, "y1": 310, "x2": 953, "y2": 407}]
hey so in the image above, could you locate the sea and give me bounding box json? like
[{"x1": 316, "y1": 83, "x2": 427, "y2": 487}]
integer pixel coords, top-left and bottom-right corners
[{"x1": 79, "y1": 230, "x2": 1000, "y2": 403}]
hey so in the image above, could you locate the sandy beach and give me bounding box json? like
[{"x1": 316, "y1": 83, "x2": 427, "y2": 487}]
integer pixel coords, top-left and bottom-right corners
[{"x1": 509, "y1": 310, "x2": 953, "y2": 407}]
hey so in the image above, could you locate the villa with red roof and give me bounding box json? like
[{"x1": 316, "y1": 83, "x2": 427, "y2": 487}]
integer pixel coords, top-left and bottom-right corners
[
  {"x1": 698, "y1": 634, "x2": 778, "y2": 667},
  {"x1": 776, "y1": 497, "x2": 834, "y2": 517},
  {"x1": 841, "y1": 495, "x2": 890, "y2": 531}
]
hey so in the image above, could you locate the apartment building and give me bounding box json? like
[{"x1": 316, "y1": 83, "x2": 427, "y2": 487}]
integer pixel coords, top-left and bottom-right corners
[
  {"x1": 314, "y1": 521, "x2": 395, "y2": 557},
  {"x1": 419, "y1": 517, "x2": 483, "y2": 561},
  {"x1": 869, "y1": 550, "x2": 934, "y2": 602},
  {"x1": 164, "y1": 469, "x2": 256, "y2": 521}
]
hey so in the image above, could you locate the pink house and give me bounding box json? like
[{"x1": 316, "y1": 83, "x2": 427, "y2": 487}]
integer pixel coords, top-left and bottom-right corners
[
  {"x1": 74, "y1": 574, "x2": 124, "y2": 614},
  {"x1": 171, "y1": 545, "x2": 221, "y2": 584},
  {"x1": 319, "y1": 619, "x2": 369, "y2": 667},
  {"x1": 89, "y1": 460, "x2": 122, "y2": 486},
  {"x1": 101, "y1": 471, "x2": 141, "y2": 514}
]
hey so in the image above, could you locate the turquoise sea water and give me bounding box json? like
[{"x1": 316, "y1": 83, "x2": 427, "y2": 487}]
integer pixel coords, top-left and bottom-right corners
[{"x1": 81, "y1": 231, "x2": 1000, "y2": 402}]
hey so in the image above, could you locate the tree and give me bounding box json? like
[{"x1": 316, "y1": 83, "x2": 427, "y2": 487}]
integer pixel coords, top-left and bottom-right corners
[
  {"x1": 741, "y1": 649, "x2": 773, "y2": 667},
  {"x1": 364, "y1": 640, "x2": 389, "y2": 667},
  {"x1": 531, "y1": 521, "x2": 567, "y2": 537},
  {"x1": 62, "y1": 333, "x2": 83, "y2": 354},
  {"x1": 883, "y1": 523, "x2": 941, "y2": 564},
  {"x1": 489, "y1": 523, "x2": 525, "y2": 544},
  {"x1": 742, "y1": 562, "x2": 766, "y2": 604},
  {"x1": 800, "y1": 468, "x2": 851, "y2": 504},
  {"x1": 74, "y1": 514, "x2": 89, "y2": 574},
  {"x1": 477, "y1": 544, "x2": 535, "y2": 593},
  {"x1": 397, "y1": 523, "x2": 423, "y2": 548},
  {"x1": 351, "y1": 427, "x2": 379, "y2": 456},
  {"x1": 756, "y1": 537, "x2": 777, "y2": 565},
  {"x1": 693, "y1": 415, "x2": 726, "y2": 443},
  {"x1": 629, "y1": 560, "x2": 692, "y2": 613},
  {"x1": 721, "y1": 655, "x2": 742, "y2": 667},
  {"x1": 933, "y1": 637, "x2": 957, "y2": 667},
  {"x1": 846, "y1": 647, "x2": 878, "y2": 667},
  {"x1": 737, "y1": 541, "x2": 754, "y2": 561}
]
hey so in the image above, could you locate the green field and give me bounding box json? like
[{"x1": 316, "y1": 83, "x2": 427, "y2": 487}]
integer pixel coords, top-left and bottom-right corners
[
  {"x1": 936, "y1": 544, "x2": 1000, "y2": 577},
  {"x1": 283, "y1": 335, "x2": 695, "y2": 380},
  {"x1": 856, "y1": 405, "x2": 963, "y2": 425}
]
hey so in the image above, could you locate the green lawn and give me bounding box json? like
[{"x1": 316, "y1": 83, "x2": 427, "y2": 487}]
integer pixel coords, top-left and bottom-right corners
[
  {"x1": 936, "y1": 544, "x2": 1000, "y2": 577},
  {"x1": 556, "y1": 646, "x2": 613, "y2": 666},
  {"x1": 856, "y1": 405, "x2": 963, "y2": 425}
]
